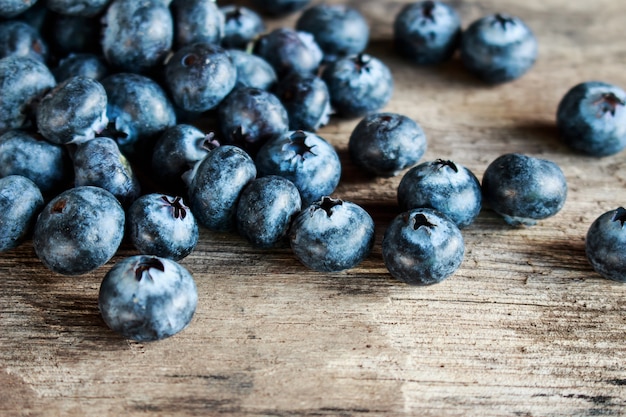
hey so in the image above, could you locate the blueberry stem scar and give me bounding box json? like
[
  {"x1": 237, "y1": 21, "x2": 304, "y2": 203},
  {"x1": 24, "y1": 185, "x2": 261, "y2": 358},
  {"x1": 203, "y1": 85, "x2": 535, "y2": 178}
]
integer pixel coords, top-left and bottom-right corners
[
  {"x1": 595, "y1": 92, "x2": 625, "y2": 117},
  {"x1": 611, "y1": 207, "x2": 626, "y2": 227},
  {"x1": 406, "y1": 213, "x2": 436, "y2": 230},
  {"x1": 318, "y1": 196, "x2": 343, "y2": 217},
  {"x1": 435, "y1": 159, "x2": 458, "y2": 172},
  {"x1": 135, "y1": 258, "x2": 165, "y2": 281},
  {"x1": 161, "y1": 195, "x2": 188, "y2": 220}
]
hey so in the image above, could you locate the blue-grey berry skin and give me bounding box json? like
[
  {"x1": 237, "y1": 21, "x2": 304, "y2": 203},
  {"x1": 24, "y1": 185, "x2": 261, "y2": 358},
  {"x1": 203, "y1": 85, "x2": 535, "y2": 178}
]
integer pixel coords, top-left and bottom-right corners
[
  {"x1": 274, "y1": 72, "x2": 331, "y2": 132},
  {"x1": 0, "y1": 56, "x2": 56, "y2": 135},
  {"x1": 253, "y1": 28, "x2": 323, "y2": 78},
  {"x1": 296, "y1": 4, "x2": 369, "y2": 62},
  {"x1": 127, "y1": 194, "x2": 199, "y2": 261},
  {"x1": 0, "y1": 175, "x2": 44, "y2": 252},
  {"x1": 0, "y1": 0, "x2": 37, "y2": 18},
  {"x1": 236, "y1": 175, "x2": 302, "y2": 249},
  {"x1": 382, "y1": 208, "x2": 464, "y2": 285},
  {"x1": 72, "y1": 137, "x2": 141, "y2": 208},
  {"x1": 221, "y1": 5, "x2": 265, "y2": 50},
  {"x1": 0, "y1": 130, "x2": 71, "y2": 197},
  {"x1": 172, "y1": 0, "x2": 224, "y2": 48},
  {"x1": 322, "y1": 54, "x2": 394, "y2": 119},
  {"x1": 33, "y1": 186, "x2": 125, "y2": 276},
  {"x1": 393, "y1": 1, "x2": 461, "y2": 65},
  {"x1": 53, "y1": 53, "x2": 109, "y2": 82},
  {"x1": 101, "y1": 0, "x2": 173, "y2": 73},
  {"x1": 482, "y1": 153, "x2": 567, "y2": 227},
  {"x1": 460, "y1": 13, "x2": 538, "y2": 84},
  {"x1": 101, "y1": 72, "x2": 177, "y2": 157},
  {"x1": 290, "y1": 196, "x2": 375, "y2": 272},
  {"x1": 398, "y1": 159, "x2": 482, "y2": 228},
  {"x1": 47, "y1": 0, "x2": 109, "y2": 17},
  {"x1": 0, "y1": 20, "x2": 48, "y2": 62},
  {"x1": 228, "y1": 49, "x2": 277, "y2": 91},
  {"x1": 556, "y1": 81, "x2": 626, "y2": 157},
  {"x1": 250, "y1": 0, "x2": 310, "y2": 16},
  {"x1": 586, "y1": 207, "x2": 626, "y2": 283},
  {"x1": 188, "y1": 145, "x2": 257, "y2": 232},
  {"x1": 218, "y1": 87, "x2": 289, "y2": 155},
  {"x1": 165, "y1": 42, "x2": 237, "y2": 113},
  {"x1": 255, "y1": 130, "x2": 342, "y2": 207},
  {"x1": 36, "y1": 76, "x2": 109, "y2": 145},
  {"x1": 349, "y1": 112, "x2": 427, "y2": 177},
  {"x1": 98, "y1": 255, "x2": 198, "y2": 342}
]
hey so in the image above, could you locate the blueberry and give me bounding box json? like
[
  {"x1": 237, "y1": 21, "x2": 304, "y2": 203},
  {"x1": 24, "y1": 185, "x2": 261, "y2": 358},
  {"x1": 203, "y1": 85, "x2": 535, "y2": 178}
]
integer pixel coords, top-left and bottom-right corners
[
  {"x1": 171, "y1": 0, "x2": 224, "y2": 48},
  {"x1": 322, "y1": 53, "x2": 394, "y2": 118},
  {"x1": 47, "y1": 0, "x2": 109, "y2": 17},
  {"x1": 33, "y1": 186, "x2": 125, "y2": 275},
  {"x1": 585, "y1": 207, "x2": 626, "y2": 283},
  {"x1": 36, "y1": 75, "x2": 109, "y2": 145},
  {"x1": 98, "y1": 255, "x2": 198, "y2": 341},
  {"x1": 101, "y1": 0, "x2": 173, "y2": 73},
  {"x1": 51, "y1": 14, "x2": 102, "y2": 55},
  {"x1": 0, "y1": 0, "x2": 37, "y2": 18},
  {"x1": 274, "y1": 72, "x2": 331, "y2": 132},
  {"x1": 228, "y1": 49, "x2": 277, "y2": 91},
  {"x1": 255, "y1": 130, "x2": 342, "y2": 207},
  {"x1": 0, "y1": 20, "x2": 48, "y2": 62},
  {"x1": 348, "y1": 112, "x2": 427, "y2": 177},
  {"x1": 296, "y1": 4, "x2": 370, "y2": 62},
  {"x1": 482, "y1": 153, "x2": 567, "y2": 226},
  {"x1": 236, "y1": 175, "x2": 302, "y2": 249},
  {"x1": 53, "y1": 53, "x2": 109, "y2": 82},
  {"x1": 0, "y1": 56, "x2": 56, "y2": 135},
  {"x1": 0, "y1": 130, "x2": 71, "y2": 197},
  {"x1": 101, "y1": 72, "x2": 177, "y2": 157},
  {"x1": 253, "y1": 28, "x2": 323, "y2": 78},
  {"x1": 556, "y1": 81, "x2": 626, "y2": 157},
  {"x1": 127, "y1": 194, "x2": 199, "y2": 261},
  {"x1": 382, "y1": 208, "x2": 464, "y2": 285},
  {"x1": 0, "y1": 175, "x2": 44, "y2": 252},
  {"x1": 72, "y1": 136, "x2": 141, "y2": 208},
  {"x1": 218, "y1": 87, "x2": 289, "y2": 155},
  {"x1": 397, "y1": 159, "x2": 482, "y2": 228},
  {"x1": 165, "y1": 42, "x2": 237, "y2": 113},
  {"x1": 460, "y1": 13, "x2": 538, "y2": 83},
  {"x1": 188, "y1": 145, "x2": 257, "y2": 232},
  {"x1": 221, "y1": 5, "x2": 265, "y2": 50},
  {"x1": 250, "y1": 0, "x2": 310, "y2": 16},
  {"x1": 393, "y1": 1, "x2": 461, "y2": 65},
  {"x1": 290, "y1": 196, "x2": 375, "y2": 272}
]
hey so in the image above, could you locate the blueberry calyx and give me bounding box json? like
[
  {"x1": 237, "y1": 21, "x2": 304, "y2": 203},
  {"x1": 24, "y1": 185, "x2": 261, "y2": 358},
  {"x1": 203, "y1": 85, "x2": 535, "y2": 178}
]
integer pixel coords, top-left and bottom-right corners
[
  {"x1": 161, "y1": 195, "x2": 188, "y2": 220},
  {"x1": 492, "y1": 14, "x2": 516, "y2": 29},
  {"x1": 595, "y1": 93, "x2": 625, "y2": 117},
  {"x1": 434, "y1": 159, "x2": 459, "y2": 173},
  {"x1": 407, "y1": 212, "x2": 436, "y2": 230},
  {"x1": 99, "y1": 120, "x2": 129, "y2": 143},
  {"x1": 317, "y1": 196, "x2": 343, "y2": 217},
  {"x1": 611, "y1": 207, "x2": 626, "y2": 227},
  {"x1": 134, "y1": 257, "x2": 165, "y2": 282},
  {"x1": 354, "y1": 54, "x2": 372, "y2": 73},
  {"x1": 181, "y1": 53, "x2": 200, "y2": 67},
  {"x1": 51, "y1": 199, "x2": 66, "y2": 214},
  {"x1": 421, "y1": 1, "x2": 436, "y2": 22},
  {"x1": 200, "y1": 132, "x2": 220, "y2": 152},
  {"x1": 283, "y1": 131, "x2": 316, "y2": 159},
  {"x1": 224, "y1": 7, "x2": 244, "y2": 22}
]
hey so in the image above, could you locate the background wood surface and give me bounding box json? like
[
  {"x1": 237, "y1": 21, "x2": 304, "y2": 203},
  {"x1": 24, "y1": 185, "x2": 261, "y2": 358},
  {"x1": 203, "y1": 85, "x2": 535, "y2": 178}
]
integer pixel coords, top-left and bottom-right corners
[{"x1": 2, "y1": 0, "x2": 626, "y2": 416}]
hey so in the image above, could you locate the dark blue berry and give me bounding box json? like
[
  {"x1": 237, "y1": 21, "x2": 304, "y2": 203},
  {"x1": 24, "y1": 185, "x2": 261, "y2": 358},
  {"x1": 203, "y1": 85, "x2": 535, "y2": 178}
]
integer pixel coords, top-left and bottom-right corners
[
  {"x1": 290, "y1": 196, "x2": 375, "y2": 272},
  {"x1": 382, "y1": 208, "x2": 465, "y2": 285},
  {"x1": 51, "y1": 14, "x2": 102, "y2": 55},
  {"x1": 171, "y1": 0, "x2": 224, "y2": 48},
  {"x1": 0, "y1": 20, "x2": 48, "y2": 62},
  {"x1": 586, "y1": 207, "x2": 626, "y2": 283},
  {"x1": 229, "y1": 49, "x2": 277, "y2": 91},
  {"x1": 53, "y1": 53, "x2": 109, "y2": 82},
  {"x1": 253, "y1": 28, "x2": 323, "y2": 78},
  {"x1": 98, "y1": 255, "x2": 198, "y2": 341},
  {"x1": 0, "y1": 175, "x2": 44, "y2": 252},
  {"x1": 556, "y1": 81, "x2": 626, "y2": 157},
  {"x1": 274, "y1": 72, "x2": 331, "y2": 132},
  {"x1": 0, "y1": 0, "x2": 37, "y2": 18},
  {"x1": 348, "y1": 112, "x2": 427, "y2": 177},
  {"x1": 221, "y1": 5, "x2": 265, "y2": 50},
  {"x1": 250, "y1": 0, "x2": 310, "y2": 16}
]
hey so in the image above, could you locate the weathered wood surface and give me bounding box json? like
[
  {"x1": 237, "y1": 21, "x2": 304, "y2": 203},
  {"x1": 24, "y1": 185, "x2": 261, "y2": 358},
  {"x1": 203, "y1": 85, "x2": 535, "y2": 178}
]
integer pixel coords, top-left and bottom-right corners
[{"x1": 2, "y1": 0, "x2": 626, "y2": 416}]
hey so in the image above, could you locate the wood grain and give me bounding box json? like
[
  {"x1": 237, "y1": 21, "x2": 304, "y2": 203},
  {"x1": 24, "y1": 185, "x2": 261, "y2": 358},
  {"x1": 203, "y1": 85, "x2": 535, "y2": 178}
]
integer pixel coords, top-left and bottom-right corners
[{"x1": 2, "y1": 0, "x2": 626, "y2": 416}]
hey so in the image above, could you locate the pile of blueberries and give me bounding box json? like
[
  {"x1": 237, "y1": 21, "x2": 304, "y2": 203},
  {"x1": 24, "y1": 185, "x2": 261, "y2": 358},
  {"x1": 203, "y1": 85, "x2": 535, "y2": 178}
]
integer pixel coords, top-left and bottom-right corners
[{"x1": 0, "y1": 0, "x2": 625, "y2": 341}]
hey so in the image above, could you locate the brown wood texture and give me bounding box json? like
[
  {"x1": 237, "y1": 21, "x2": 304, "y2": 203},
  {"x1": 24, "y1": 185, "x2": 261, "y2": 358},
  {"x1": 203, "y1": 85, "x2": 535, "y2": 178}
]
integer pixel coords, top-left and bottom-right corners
[{"x1": 2, "y1": 0, "x2": 626, "y2": 416}]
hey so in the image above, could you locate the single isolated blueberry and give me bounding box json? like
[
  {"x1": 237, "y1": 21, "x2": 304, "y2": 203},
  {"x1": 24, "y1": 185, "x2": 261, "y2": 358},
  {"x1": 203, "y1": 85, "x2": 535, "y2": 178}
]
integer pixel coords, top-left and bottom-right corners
[
  {"x1": 221, "y1": 5, "x2": 265, "y2": 50},
  {"x1": 188, "y1": 145, "x2": 257, "y2": 231},
  {"x1": 460, "y1": 13, "x2": 538, "y2": 83},
  {"x1": 99, "y1": 255, "x2": 198, "y2": 341},
  {"x1": 382, "y1": 207, "x2": 465, "y2": 285},
  {"x1": 296, "y1": 4, "x2": 370, "y2": 62},
  {"x1": 253, "y1": 28, "x2": 323, "y2": 78},
  {"x1": 47, "y1": 0, "x2": 109, "y2": 17},
  {"x1": 482, "y1": 153, "x2": 567, "y2": 226},
  {"x1": 290, "y1": 196, "x2": 375, "y2": 272},
  {"x1": 228, "y1": 49, "x2": 277, "y2": 91},
  {"x1": 322, "y1": 53, "x2": 394, "y2": 118},
  {"x1": 33, "y1": 186, "x2": 125, "y2": 275},
  {"x1": 250, "y1": 0, "x2": 310, "y2": 16},
  {"x1": 236, "y1": 175, "x2": 302, "y2": 249},
  {"x1": 349, "y1": 112, "x2": 427, "y2": 177},
  {"x1": 393, "y1": 0, "x2": 461, "y2": 65},
  {"x1": 171, "y1": 0, "x2": 224, "y2": 48},
  {"x1": 0, "y1": 20, "x2": 48, "y2": 62},
  {"x1": 127, "y1": 194, "x2": 199, "y2": 261},
  {"x1": 0, "y1": 175, "x2": 44, "y2": 252},
  {"x1": 36, "y1": 76, "x2": 109, "y2": 145},
  {"x1": 397, "y1": 159, "x2": 482, "y2": 228},
  {"x1": 586, "y1": 207, "x2": 626, "y2": 283},
  {"x1": 165, "y1": 42, "x2": 237, "y2": 113},
  {"x1": 0, "y1": 0, "x2": 38, "y2": 18},
  {"x1": 274, "y1": 72, "x2": 332, "y2": 132},
  {"x1": 255, "y1": 130, "x2": 342, "y2": 207},
  {"x1": 556, "y1": 81, "x2": 626, "y2": 157},
  {"x1": 53, "y1": 53, "x2": 109, "y2": 82}
]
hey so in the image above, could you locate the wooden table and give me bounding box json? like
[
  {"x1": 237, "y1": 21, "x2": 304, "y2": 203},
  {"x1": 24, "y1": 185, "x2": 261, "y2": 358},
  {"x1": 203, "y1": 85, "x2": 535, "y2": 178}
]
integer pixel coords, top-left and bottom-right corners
[{"x1": 2, "y1": 0, "x2": 626, "y2": 415}]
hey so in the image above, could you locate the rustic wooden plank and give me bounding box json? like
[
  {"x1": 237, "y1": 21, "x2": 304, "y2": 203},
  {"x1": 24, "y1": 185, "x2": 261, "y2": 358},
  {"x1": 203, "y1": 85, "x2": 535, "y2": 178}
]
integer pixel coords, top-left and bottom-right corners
[{"x1": 2, "y1": 0, "x2": 626, "y2": 416}]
